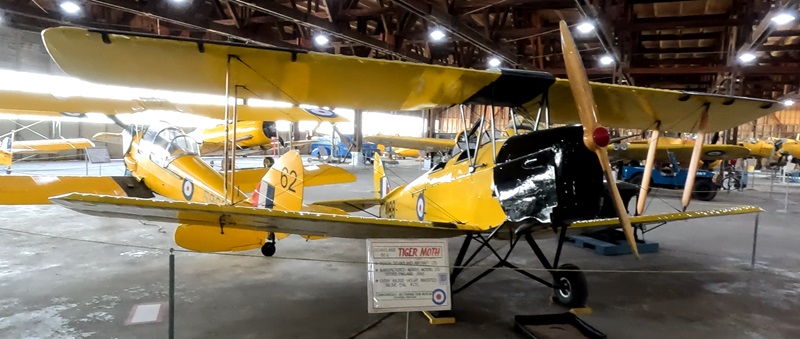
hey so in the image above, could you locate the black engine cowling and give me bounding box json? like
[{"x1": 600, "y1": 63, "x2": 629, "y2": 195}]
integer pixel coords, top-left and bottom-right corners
[{"x1": 493, "y1": 125, "x2": 604, "y2": 225}]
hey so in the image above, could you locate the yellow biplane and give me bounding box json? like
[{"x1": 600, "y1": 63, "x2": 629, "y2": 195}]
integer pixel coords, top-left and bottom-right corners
[
  {"x1": 21, "y1": 23, "x2": 783, "y2": 307},
  {"x1": 740, "y1": 137, "x2": 800, "y2": 166},
  {"x1": 0, "y1": 136, "x2": 94, "y2": 173}
]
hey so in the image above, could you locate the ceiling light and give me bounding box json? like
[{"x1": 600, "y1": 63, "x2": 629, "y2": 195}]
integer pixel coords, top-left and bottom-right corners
[
  {"x1": 314, "y1": 34, "x2": 329, "y2": 46},
  {"x1": 738, "y1": 52, "x2": 756, "y2": 63},
  {"x1": 59, "y1": 1, "x2": 81, "y2": 14},
  {"x1": 599, "y1": 55, "x2": 614, "y2": 66},
  {"x1": 488, "y1": 57, "x2": 501, "y2": 68},
  {"x1": 429, "y1": 28, "x2": 446, "y2": 41},
  {"x1": 576, "y1": 22, "x2": 595, "y2": 34},
  {"x1": 771, "y1": 12, "x2": 796, "y2": 25},
  {"x1": 783, "y1": 99, "x2": 796, "y2": 107}
]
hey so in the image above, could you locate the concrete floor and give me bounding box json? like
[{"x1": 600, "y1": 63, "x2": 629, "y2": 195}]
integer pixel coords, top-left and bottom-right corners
[{"x1": 1, "y1": 158, "x2": 800, "y2": 338}]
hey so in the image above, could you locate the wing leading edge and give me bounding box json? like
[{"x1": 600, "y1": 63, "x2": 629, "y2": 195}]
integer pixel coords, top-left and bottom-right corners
[{"x1": 570, "y1": 205, "x2": 762, "y2": 229}]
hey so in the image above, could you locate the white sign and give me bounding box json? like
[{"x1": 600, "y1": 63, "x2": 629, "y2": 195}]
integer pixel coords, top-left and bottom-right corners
[
  {"x1": 86, "y1": 147, "x2": 111, "y2": 164},
  {"x1": 366, "y1": 239, "x2": 451, "y2": 313}
]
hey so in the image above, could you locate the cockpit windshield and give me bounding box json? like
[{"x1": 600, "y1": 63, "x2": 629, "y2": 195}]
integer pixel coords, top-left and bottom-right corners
[{"x1": 139, "y1": 123, "x2": 200, "y2": 167}]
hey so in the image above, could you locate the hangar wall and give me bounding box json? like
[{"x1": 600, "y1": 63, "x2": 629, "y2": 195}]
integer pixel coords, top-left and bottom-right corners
[{"x1": 0, "y1": 27, "x2": 124, "y2": 160}]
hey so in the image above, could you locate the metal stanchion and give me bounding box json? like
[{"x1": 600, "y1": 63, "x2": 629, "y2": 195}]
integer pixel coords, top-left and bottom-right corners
[
  {"x1": 778, "y1": 179, "x2": 789, "y2": 213},
  {"x1": 169, "y1": 248, "x2": 175, "y2": 339},
  {"x1": 751, "y1": 213, "x2": 759, "y2": 270},
  {"x1": 405, "y1": 312, "x2": 410, "y2": 339}
]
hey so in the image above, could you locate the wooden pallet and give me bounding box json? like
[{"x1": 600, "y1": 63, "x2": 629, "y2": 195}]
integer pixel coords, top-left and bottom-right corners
[{"x1": 567, "y1": 235, "x2": 659, "y2": 256}]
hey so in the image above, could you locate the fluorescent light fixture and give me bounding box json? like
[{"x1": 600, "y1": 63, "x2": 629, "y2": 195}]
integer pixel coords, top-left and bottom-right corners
[
  {"x1": 738, "y1": 52, "x2": 756, "y2": 63},
  {"x1": 59, "y1": 1, "x2": 81, "y2": 14},
  {"x1": 599, "y1": 55, "x2": 614, "y2": 66},
  {"x1": 771, "y1": 12, "x2": 796, "y2": 25},
  {"x1": 783, "y1": 99, "x2": 796, "y2": 107},
  {"x1": 429, "y1": 28, "x2": 446, "y2": 41},
  {"x1": 576, "y1": 22, "x2": 595, "y2": 34},
  {"x1": 314, "y1": 34, "x2": 329, "y2": 46},
  {"x1": 488, "y1": 57, "x2": 501, "y2": 68}
]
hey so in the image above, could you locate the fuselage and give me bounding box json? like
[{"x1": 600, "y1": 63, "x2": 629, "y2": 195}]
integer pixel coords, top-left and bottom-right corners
[
  {"x1": 123, "y1": 123, "x2": 249, "y2": 205},
  {"x1": 380, "y1": 125, "x2": 605, "y2": 231}
]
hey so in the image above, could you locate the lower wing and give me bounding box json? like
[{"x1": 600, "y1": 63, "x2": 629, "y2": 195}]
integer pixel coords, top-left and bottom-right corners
[
  {"x1": 50, "y1": 193, "x2": 479, "y2": 239},
  {"x1": 0, "y1": 176, "x2": 154, "y2": 204},
  {"x1": 570, "y1": 205, "x2": 762, "y2": 229},
  {"x1": 310, "y1": 198, "x2": 383, "y2": 213}
]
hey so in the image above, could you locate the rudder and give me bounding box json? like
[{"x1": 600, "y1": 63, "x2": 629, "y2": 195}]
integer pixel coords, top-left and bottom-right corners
[
  {"x1": 373, "y1": 152, "x2": 389, "y2": 199},
  {"x1": 251, "y1": 150, "x2": 304, "y2": 211}
]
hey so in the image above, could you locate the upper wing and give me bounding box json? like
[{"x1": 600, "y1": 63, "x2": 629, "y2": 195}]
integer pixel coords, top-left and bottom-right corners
[
  {"x1": 365, "y1": 135, "x2": 456, "y2": 152},
  {"x1": 609, "y1": 144, "x2": 751, "y2": 162},
  {"x1": 570, "y1": 205, "x2": 761, "y2": 229},
  {"x1": 49, "y1": 193, "x2": 479, "y2": 239},
  {"x1": 41, "y1": 27, "x2": 520, "y2": 110},
  {"x1": 0, "y1": 176, "x2": 154, "y2": 205},
  {"x1": 42, "y1": 27, "x2": 780, "y2": 129},
  {"x1": 525, "y1": 81, "x2": 781, "y2": 133},
  {"x1": 10, "y1": 138, "x2": 95, "y2": 153}
]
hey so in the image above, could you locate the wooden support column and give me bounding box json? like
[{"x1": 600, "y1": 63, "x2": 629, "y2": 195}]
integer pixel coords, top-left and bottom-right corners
[{"x1": 354, "y1": 109, "x2": 363, "y2": 152}]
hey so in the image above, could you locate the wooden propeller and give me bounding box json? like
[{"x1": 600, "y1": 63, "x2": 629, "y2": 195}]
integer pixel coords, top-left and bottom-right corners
[{"x1": 559, "y1": 21, "x2": 639, "y2": 258}]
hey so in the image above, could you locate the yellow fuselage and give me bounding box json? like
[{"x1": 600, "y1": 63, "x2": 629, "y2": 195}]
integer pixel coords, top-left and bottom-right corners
[
  {"x1": 381, "y1": 141, "x2": 506, "y2": 230},
  {"x1": 200, "y1": 121, "x2": 275, "y2": 154},
  {"x1": 125, "y1": 133, "x2": 248, "y2": 205}
]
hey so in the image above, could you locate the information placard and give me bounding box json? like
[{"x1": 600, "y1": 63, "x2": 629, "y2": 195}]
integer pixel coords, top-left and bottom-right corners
[
  {"x1": 86, "y1": 147, "x2": 111, "y2": 164},
  {"x1": 366, "y1": 239, "x2": 451, "y2": 313}
]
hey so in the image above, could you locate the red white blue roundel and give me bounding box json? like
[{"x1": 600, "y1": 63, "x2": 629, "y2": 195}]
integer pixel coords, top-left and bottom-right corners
[
  {"x1": 304, "y1": 108, "x2": 338, "y2": 118},
  {"x1": 416, "y1": 193, "x2": 425, "y2": 221},
  {"x1": 705, "y1": 150, "x2": 725, "y2": 156},
  {"x1": 182, "y1": 178, "x2": 194, "y2": 201},
  {"x1": 432, "y1": 289, "x2": 446, "y2": 305}
]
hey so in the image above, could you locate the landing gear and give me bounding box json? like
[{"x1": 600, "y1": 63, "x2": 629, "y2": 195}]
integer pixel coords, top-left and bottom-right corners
[
  {"x1": 552, "y1": 264, "x2": 588, "y2": 307},
  {"x1": 260, "y1": 232, "x2": 276, "y2": 257},
  {"x1": 450, "y1": 223, "x2": 589, "y2": 308},
  {"x1": 263, "y1": 156, "x2": 275, "y2": 168}
]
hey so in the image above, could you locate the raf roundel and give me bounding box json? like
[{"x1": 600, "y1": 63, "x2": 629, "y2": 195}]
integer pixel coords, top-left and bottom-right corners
[
  {"x1": 182, "y1": 178, "x2": 194, "y2": 201},
  {"x1": 304, "y1": 108, "x2": 338, "y2": 118},
  {"x1": 705, "y1": 150, "x2": 725, "y2": 156},
  {"x1": 431, "y1": 289, "x2": 447, "y2": 305},
  {"x1": 416, "y1": 193, "x2": 425, "y2": 221}
]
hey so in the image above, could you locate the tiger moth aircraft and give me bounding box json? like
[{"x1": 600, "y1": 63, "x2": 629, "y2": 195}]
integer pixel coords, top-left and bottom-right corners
[
  {"x1": 22, "y1": 21, "x2": 783, "y2": 308},
  {"x1": 740, "y1": 137, "x2": 800, "y2": 166}
]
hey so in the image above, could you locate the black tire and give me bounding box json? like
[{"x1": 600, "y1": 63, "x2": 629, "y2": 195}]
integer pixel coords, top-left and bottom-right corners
[
  {"x1": 263, "y1": 156, "x2": 275, "y2": 168},
  {"x1": 261, "y1": 242, "x2": 276, "y2": 257},
  {"x1": 692, "y1": 178, "x2": 717, "y2": 201},
  {"x1": 552, "y1": 264, "x2": 588, "y2": 308}
]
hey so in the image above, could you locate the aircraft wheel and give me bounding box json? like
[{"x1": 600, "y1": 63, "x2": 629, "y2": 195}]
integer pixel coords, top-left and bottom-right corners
[
  {"x1": 552, "y1": 264, "x2": 588, "y2": 308},
  {"x1": 692, "y1": 178, "x2": 717, "y2": 201},
  {"x1": 263, "y1": 156, "x2": 275, "y2": 168},
  {"x1": 261, "y1": 242, "x2": 276, "y2": 257}
]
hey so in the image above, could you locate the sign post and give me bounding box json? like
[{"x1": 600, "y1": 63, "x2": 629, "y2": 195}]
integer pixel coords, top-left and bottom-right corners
[
  {"x1": 367, "y1": 239, "x2": 451, "y2": 334},
  {"x1": 86, "y1": 147, "x2": 111, "y2": 175}
]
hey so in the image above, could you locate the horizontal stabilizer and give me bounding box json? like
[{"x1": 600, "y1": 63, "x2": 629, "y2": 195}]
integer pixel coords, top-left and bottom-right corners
[{"x1": 50, "y1": 193, "x2": 478, "y2": 239}]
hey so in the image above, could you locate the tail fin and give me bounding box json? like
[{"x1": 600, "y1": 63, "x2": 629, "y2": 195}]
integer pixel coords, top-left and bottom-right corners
[
  {"x1": 251, "y1": 150, "x2": 304, "y2": 211},
  {"x1": 374, "y1": 152, "x2": 389, "y2": 199}
]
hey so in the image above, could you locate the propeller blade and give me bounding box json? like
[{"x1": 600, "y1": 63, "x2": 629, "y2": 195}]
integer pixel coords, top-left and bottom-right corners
[{"x1": 559, "y1": 20, "x2": 639, "y2": 258}]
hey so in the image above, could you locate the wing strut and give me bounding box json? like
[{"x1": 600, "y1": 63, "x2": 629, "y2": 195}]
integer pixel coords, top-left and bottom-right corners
[
  {"x1": 681, "y1": 105, "x2": 709, "y2": 211},
  {"x1": 636, "y1": 126, "x2": 660, "y2": 215}
]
